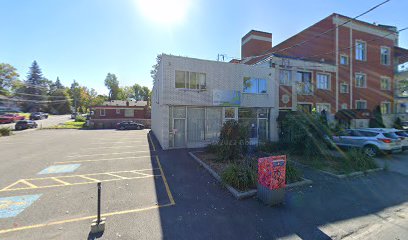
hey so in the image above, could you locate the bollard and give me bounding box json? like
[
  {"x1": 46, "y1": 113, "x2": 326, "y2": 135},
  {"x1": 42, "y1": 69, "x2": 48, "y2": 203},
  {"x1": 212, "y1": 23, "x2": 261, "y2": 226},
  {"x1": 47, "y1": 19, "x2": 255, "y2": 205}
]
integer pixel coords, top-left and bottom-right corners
[{"x1": 91, "y1": 182, "x2": 106, "y2": 233}]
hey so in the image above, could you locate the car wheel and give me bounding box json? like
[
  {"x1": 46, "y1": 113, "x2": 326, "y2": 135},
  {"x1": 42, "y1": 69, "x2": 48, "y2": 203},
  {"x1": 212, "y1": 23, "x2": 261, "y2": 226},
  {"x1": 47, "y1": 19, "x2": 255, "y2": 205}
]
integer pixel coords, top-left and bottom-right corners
[
  {"x1": 15, "y1": 126, "x2": 21, "y2": 131},
  {"x1": 363, "y1": 145, "x2": 378, "y2": 157},
  {"x1": 119, "y1": 126, "x2": 125, "y2": 130}
]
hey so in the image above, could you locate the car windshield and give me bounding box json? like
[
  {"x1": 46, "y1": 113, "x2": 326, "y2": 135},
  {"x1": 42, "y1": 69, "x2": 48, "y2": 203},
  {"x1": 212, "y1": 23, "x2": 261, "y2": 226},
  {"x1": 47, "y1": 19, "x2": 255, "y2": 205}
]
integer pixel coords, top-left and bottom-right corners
[{"x1": 383, "y1": 132, "x2": 399, "y2": 139}]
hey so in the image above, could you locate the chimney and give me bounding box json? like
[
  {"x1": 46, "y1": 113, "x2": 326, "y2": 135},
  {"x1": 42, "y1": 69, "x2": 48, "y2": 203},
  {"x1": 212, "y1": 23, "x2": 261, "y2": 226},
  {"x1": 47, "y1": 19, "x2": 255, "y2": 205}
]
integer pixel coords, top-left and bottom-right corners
[
  {"x1": 241, "y1": 30, "x2": 272, "y2": 59},
  {"x1": 126, "y1": 101, "x2": 129, "y2": 107}
]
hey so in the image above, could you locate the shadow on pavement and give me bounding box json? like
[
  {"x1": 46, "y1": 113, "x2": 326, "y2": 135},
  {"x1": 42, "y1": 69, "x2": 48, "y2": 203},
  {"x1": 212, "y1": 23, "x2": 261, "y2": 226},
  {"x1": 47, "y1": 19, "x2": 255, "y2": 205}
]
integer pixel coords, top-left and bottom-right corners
[{"x1": 147, "y1": 131, "x2": 408, "y2": 239}]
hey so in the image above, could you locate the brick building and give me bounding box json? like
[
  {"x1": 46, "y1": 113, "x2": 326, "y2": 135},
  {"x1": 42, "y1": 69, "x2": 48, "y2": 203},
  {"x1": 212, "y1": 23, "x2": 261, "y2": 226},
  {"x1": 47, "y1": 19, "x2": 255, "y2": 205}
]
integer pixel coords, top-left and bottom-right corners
[
  {"x1": 237, "y1": 13, "x2": 408, "y2": 125},
  {"x1": 90, "y1": 100, "x2": 151, "y2": 129}
]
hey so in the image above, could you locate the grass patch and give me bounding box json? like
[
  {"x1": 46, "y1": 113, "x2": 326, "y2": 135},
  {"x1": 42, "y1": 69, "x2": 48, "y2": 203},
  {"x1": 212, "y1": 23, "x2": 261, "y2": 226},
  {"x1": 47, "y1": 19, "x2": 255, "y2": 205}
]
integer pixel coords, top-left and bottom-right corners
[
  {"x1": 0, "y1": 127, "x2": 13, "y2": 136},
  {"x1": 44, "y1": 121, "x2": 85, "y2": 129}
]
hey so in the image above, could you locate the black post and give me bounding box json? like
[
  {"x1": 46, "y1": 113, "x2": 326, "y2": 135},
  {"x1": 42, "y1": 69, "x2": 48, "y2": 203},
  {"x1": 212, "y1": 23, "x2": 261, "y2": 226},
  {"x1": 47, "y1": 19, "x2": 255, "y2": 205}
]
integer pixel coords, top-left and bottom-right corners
[{"x1": 97, "y1": 182, "x2": 101, "y2": 224}]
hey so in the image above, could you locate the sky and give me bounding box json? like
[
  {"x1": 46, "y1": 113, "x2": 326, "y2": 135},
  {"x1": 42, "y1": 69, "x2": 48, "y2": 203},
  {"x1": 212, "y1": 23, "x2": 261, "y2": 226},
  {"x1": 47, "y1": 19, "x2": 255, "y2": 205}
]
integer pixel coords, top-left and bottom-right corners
[{"x1": 1, "y1": 0, "x2": 407, "y2": 95}]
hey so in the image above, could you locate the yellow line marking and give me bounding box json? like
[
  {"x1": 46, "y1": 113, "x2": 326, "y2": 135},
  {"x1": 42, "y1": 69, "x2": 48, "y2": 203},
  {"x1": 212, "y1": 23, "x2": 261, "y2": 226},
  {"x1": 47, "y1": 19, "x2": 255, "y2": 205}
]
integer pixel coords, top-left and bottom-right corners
[
  {"x1": 1, "y1": 180, "x2": 23, "y2": 191},
  {"x1": 78, "y1": 175, "x2": 99, "y2": 182},
  {"x1": 51, "y1": 177, "x2": 70, "y2": 186},
  {"x1": 66, "y1": 151, "x2": 151, "y2": 158},
  {"x1": 131, "y1": 171, "x2": 155, "y2": 177},
  {"x1": 0, "y1": 203, "x2": 174, "y2": 235},
  {"x1": 156, "y1": 156, "x2": 175, "y2": 205},
  {"x1": 105, "y1": 173, "x2": 129, "y2": 179},
  {"x1": 54, "y1": 155, "x2": 154, "y2": 164},
  {"x1": 148, "y1": 132, "x2": 156, "y2": 151},
  {"x1": 20, "y1": 179, "x2": 38, "y2": 189}
]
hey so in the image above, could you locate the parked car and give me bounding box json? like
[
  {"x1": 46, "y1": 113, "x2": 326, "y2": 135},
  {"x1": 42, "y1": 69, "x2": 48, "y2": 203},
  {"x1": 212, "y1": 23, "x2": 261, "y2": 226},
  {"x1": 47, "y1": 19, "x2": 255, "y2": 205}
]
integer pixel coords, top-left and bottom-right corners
[
  {"x1": 0, "y1": 113, "x2": 25, "y2": 122},
  {"x1": 390, "y1": 129, "x2": 408, "y2": 151},
  {"x1": 30, "y1": 112, "x2": 48, "y2": 120},
  {"x1": 402, "y1": 121, "x2": 408, "y2": 130},
  {"x1": 116, "y1": 121, "x2": 144, "y2": 130},
  {"x1": 15, "y1": 120, "x2": 38, "y2": 130},
  {"x1": 0, "y1": 117, "x2": 14, "y2": 124},
  {"x1": 331, "y1": 128, "x2": 402, "y2": 157}
]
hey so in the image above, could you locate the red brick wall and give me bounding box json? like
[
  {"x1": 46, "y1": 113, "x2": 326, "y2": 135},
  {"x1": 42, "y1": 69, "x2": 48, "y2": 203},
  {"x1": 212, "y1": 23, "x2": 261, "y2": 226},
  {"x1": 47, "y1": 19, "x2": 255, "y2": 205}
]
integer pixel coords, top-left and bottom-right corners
[
  {"x1": 92, "y1": 107, "x2": 151, "y2": 119},
  {"x1": 241, "y1": 30, "x2": 272, "y2": 59}
]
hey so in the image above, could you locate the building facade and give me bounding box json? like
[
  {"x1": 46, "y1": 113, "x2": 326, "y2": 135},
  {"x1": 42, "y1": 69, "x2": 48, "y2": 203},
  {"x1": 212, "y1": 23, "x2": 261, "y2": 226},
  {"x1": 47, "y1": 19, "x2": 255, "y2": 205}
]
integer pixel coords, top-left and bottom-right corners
[
  {"x1": 151, "y1": 54, "x2": 280, "y2": 150},
  {"x1": 90, "y1": 100, "x2": 151, "y2": 128},
  {"x1": 239, "y1": 14, "x2": 407, "y2": 119},
  {"x1": 395, "y1": 70, "x2": 408, "y2": 121}
]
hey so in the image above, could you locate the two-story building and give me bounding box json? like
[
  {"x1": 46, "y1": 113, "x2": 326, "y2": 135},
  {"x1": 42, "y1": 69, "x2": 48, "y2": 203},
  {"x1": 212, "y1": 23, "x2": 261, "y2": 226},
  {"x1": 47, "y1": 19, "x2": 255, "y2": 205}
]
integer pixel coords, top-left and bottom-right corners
[{"x1": 151, "y1": 54, "x2": 280, "y2": 150}]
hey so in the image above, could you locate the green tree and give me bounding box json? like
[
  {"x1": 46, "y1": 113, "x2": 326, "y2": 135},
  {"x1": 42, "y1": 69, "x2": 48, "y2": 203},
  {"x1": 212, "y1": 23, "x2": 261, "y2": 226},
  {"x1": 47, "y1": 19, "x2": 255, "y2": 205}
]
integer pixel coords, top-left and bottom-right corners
[
  {"x1": 132, "y1": 84, "x2": 143, "y2": 100},
  {"x1": 104, "y1": 73, "x2": 119, "y2": 100},
  {"x1": 0, "y1": 63, "x2": 19, "y2": 95},
  {"x1": 69, "y1": 80, "x2": 81, "y2": 113},
  {"x1": 141, "y1": 86, "x2": 151, "y2": 104},
  {"x1": 118, "y1": 86, "x2": 135, "y2": 100},
  {"x1": 48, "y1": 89, "x2": 71, "y2": 114},
  {"x1": 369, "y1": 105, "x2": 385, "y2": 128},
  {"x1": 21, "y1": 61, "x2": 48, "y2": 111}
]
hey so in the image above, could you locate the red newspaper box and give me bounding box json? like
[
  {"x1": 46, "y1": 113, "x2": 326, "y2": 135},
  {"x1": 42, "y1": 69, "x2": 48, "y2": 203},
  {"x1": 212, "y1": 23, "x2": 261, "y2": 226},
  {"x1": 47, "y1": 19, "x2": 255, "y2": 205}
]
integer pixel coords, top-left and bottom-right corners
[{"x1": 257, "y1": 155, "x2": 286, "y2": 205}]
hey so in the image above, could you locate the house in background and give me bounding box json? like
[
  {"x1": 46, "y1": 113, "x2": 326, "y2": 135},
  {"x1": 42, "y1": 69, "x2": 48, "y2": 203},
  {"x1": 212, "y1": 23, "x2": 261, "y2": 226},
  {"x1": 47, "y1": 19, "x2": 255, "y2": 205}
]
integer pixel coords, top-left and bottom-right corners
[
  {"x1": 89, "y1": 100, "x2": 151, "y2": 129},
  {"x1": 395, "y1": 70, "x2": 408, "y2": 121}
]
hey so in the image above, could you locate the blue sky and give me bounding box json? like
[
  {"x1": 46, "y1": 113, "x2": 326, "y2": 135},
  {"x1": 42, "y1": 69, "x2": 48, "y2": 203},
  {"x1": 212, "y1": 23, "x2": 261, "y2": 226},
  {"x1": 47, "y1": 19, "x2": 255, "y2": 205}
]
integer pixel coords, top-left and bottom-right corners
[{"x1": 1, "y1": 0, "x2": 407, "y2": 95}]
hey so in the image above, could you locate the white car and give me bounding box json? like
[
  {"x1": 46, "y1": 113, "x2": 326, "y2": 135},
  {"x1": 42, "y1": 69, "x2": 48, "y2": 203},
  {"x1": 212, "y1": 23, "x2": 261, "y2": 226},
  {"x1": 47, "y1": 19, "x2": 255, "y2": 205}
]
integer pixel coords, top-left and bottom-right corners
[
  {"x1": 332, "y1": 128, "x2": 402, "y2": 157},
  {"x1": 389, "y1": 129, "x2": 408, "y2": 151}
]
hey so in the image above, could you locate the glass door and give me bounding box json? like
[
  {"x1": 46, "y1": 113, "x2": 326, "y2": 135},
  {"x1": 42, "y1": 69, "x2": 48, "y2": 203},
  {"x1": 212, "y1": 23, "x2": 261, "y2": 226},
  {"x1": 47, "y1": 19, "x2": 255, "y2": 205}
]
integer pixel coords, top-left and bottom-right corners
[
  {"x1": 173, "y1": 119, "x2": 186, "y2": 148},
  {"x1": 258, "y1": 118, "x2": 268, "y2": 142}
]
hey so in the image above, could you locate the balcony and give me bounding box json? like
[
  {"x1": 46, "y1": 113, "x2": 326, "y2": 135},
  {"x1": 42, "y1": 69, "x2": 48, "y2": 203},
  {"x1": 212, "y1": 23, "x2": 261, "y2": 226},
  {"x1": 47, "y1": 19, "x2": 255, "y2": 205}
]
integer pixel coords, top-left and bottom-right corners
[{"x1": 296, "y1": 82, "x2": 314, "y2": 95}]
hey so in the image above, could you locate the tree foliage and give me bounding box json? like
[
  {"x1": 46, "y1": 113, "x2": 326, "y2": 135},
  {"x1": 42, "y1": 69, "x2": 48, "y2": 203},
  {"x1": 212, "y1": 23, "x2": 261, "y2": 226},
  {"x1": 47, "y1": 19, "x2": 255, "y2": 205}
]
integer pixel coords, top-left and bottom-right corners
[
  {"x1": 104, "y1": 73, "x2": 120, "y2": 100},
  {"x1": 0, "y1": 63, "x2": 19, "y2": 94},
  {"x1": 369, "y1": 105, "x2": 385, "y2": 128}
]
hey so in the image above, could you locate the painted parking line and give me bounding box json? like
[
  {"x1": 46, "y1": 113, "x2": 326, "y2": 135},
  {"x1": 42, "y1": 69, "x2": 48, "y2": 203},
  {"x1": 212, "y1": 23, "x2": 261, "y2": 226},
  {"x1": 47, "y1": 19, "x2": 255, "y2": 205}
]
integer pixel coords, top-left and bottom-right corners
[
  {"x1": 80, "y1": 145, "x2": 149, "y2": 150},
  {"x1": 89, "y1": 141, "x2": 147, "y2": 145},
  {"x1": 148, "y1": 133, "x2": 156, "y2": 151},
  {"x1": 0, "y1": 169, "x2": 160, "y2": 192},
  {"x1": 0, "y1": 195, "x2": 42, "y2": 219},
  {"x1": 54, "y1": 155, "x2": 154, "y2": 164},
  {"x1": 0, "y1": 156, "x2": 175, "y2": 235},
  {"x1": 38, "y1": 164, "x2": 81, "y2": 175},
  {"x1": 66, "y1": 151, "x2": 151, "y2": 158}
]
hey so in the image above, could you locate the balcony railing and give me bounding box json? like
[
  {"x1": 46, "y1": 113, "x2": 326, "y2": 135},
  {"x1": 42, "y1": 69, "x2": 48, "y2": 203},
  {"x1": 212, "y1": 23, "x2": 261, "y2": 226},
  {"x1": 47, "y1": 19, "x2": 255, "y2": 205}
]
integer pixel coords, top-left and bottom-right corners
[{"x1": 296, "y1": 82, "x2": 314, "y2": 95}]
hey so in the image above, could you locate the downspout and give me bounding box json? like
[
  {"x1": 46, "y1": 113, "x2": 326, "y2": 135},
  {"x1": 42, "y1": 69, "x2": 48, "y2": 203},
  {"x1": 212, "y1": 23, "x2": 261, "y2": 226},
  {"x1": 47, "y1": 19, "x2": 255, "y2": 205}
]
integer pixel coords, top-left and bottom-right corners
[
  {"x1": 335, "y1": 15, "x2": 339, "y2": 112},
  {"x1": 349, "y1": 22, "x2": 353, "y2": 108}
]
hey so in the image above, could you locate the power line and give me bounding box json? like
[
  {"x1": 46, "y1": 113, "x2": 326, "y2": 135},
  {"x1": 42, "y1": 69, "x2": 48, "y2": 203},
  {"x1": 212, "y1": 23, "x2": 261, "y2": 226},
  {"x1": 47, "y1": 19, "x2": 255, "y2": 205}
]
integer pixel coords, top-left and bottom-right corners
[
  {"x1": 238, "y1": 0, "x2": 391, "y2": 62},
  {"x1": 0, "y1": 96, "x2": 73, "y2": 103}
]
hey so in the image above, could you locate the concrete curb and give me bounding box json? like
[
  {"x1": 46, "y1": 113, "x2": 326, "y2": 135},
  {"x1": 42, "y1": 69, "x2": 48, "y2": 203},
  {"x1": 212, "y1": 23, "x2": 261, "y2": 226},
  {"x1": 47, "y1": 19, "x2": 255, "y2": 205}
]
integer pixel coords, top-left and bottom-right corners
[
  {"x1": 289, "y1": 160, "x2": 383, "y2": 179},
  {"x1": 188, "y1": 152, "x2": 313, "y2": 200}
]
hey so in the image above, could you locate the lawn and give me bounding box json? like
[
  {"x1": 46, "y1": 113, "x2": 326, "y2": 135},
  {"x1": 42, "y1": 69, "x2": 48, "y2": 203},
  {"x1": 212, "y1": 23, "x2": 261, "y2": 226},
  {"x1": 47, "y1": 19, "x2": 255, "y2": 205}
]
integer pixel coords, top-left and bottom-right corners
[{"x1": 44, "y1": 121, "x2": 85, "y2": 129}]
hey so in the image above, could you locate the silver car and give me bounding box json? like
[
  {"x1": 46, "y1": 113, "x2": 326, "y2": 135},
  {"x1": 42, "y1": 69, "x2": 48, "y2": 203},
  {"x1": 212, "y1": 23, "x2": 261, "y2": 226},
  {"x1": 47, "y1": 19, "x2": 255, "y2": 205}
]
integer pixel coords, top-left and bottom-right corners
[
  {"x1": 332, "y1": 128, "x2": 402, "y2": 157},
  {"x1": 390, "y1": 129, "x2": 408, "y2": 151}
]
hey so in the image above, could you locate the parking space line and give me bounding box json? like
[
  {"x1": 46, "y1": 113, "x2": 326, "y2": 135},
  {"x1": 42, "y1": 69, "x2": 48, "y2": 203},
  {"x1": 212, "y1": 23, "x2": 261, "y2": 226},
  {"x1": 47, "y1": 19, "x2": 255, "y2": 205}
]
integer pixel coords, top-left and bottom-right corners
[
  {"x1": 79, "y1": 175, "x2": 99, "y2": 182},
  {"x1": 156, "y1": 156, "x2": 175, "y2": 205},
  {"x1": 89, "y1": 141, "x2": 147, "y2": 145},
  {"x1": 148, "y1": 133, "x2": 156, "y2": 151},
  {"x1": 51, "y1": 177, "x2": 70, "y2": 186},
  {"x1": 80, "y1": 145, "x2": 149, "y2": 150},
  {"x1": 66, "y1": 151, "x2": 151, "y2": 158},
  {"x1": 0, "y1": 203, "x2": 173, "y2": 235},
  {"x1": 55, "y1": 155, "x2": 154, "y2": 164},
  {"x1": 20, "y1": 180, "x2": 38, "y2": 189},
  {"x1": 105, "y1": 173, "x2": 129, "y2": 179}
]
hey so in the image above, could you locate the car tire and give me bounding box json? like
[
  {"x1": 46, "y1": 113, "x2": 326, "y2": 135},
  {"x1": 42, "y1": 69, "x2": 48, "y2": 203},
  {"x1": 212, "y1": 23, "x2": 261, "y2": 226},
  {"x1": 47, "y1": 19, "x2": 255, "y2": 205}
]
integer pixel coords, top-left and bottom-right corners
[
  {"x1": 15, "y1": 126, "x2": 22, "y2": 131},
  {"x1": 119, "y1": 126, "x2": 125, "y2": 130},
  {"x1": 363, "y1": 145, "x2": 378, "y2": 157}
]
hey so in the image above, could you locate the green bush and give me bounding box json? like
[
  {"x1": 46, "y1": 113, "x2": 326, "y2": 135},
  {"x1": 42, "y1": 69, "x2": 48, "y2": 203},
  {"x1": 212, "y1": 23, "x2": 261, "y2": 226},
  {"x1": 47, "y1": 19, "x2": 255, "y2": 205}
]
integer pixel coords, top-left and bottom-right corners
[
  {"x1": 75, "y1": 115, "x2": 86, "y2": 122},
  {"x1": 221, "y1": 163, "x2": 256, "y2": 191},
  {"x1": 343, "y1": 149, "x2": 378, "y2": 172},
  {"x1": 205, "y1": 143, "x2": 219, "y2": 154},
  {"x1": 286, "y1": 161, "x2": 302, "y2": 184},
  {"x1": 0, "y1": 127, "x2": 12, "y2": 136},
  {"x1": 393, "y1": 117, "x2": 403, "y2": 130},
  {"x1": 216, "y1": 120, "x2": 249, "y2": 162},
  {"x1": 369, "y1": 105, "x2": 385, "y2": 128},
  {"x1": 257, "y1": 141, "x2": 287, "y2": 154}
]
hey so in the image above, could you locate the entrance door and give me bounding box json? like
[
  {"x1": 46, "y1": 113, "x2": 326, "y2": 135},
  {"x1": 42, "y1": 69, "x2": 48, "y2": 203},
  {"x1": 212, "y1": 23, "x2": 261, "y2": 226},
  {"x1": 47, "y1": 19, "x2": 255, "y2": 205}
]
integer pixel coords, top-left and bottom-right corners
[
  {"x1": 173, "y1": 119, "x2": 186, "y2": 147},
  {"x1": 258, "y1": 119, "x2": 268, "y2": 142},
  {"x1": 249, "y1": 119, "x2": 258, "y2": 145}
]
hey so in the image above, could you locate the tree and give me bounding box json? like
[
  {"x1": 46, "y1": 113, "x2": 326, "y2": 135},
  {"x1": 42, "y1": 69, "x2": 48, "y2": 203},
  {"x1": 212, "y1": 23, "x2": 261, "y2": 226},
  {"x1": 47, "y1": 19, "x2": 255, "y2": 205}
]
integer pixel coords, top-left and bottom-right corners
[
  {"x1": 369, "y1": 105, "x2": 385, "y2": 128},
  {"x1": 21, "y1": 61, "x2": 48, "y2": 111},
  {"x1": 55, "y1": 77, "x2": 64, "y2": 89},
  {"x1": 141, "y1": 86, "x2": 151, "y2": 104},
  {"x1": 69, "y1": 80, "x2": 81, "y2": 113},
  {"x1": 104, "y1": 73, "x2": 119, "y2": 100},
  {"x1": 118, "y1": 86, "x2": 135, "y2": 100},
  {"x1": 0, "y1": 63, "x2": 19, "y2": 95},
  {"x1": 133, "y1": 84, "x2": 143, "y2": 100},
  {"x1": 48, "y1": 89, "x2": 71, "y2": 114}
]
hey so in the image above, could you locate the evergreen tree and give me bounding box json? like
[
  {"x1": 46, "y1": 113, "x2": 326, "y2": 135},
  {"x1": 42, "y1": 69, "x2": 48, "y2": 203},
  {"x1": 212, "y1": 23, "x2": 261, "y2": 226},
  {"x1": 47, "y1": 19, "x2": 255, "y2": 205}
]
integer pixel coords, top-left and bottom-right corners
[
  {"x1": 55, "y1": 77, "x2": 64, "y2": 89},
  {"x1": 22, "y1": 61, "x2": 47, "y2": 112},
  {"x1": 369, "y1": 105, "x2": 385, "y2": 128}
]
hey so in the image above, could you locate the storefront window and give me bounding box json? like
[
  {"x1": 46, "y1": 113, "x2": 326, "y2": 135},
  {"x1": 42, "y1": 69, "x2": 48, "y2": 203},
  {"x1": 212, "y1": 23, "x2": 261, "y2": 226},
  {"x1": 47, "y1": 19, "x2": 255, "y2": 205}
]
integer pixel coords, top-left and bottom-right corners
[
  {"x1": 224, "y1": 108, "x2": 236, "y2": 119},
  {"x1": 187, "y1": 108, "x2": 205, "y2": 142},
  {"x1": 205, "y1": 108, "x2": 222, "y2": 140}
]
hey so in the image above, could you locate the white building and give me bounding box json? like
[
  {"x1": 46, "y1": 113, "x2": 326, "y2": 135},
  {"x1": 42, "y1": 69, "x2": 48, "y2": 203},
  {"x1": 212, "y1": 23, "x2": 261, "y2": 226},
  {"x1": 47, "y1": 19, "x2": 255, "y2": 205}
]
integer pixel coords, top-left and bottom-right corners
[{"x1": 151, "y1": 54, "x2": 280, "y2": 150}]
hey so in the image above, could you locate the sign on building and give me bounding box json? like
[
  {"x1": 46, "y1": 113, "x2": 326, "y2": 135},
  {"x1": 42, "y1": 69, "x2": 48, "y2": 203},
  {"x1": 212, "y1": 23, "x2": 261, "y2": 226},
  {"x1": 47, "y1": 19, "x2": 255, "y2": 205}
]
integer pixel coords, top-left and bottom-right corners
[{"x1": 212, "y1": 90, "x2": 241, "y2": 106}]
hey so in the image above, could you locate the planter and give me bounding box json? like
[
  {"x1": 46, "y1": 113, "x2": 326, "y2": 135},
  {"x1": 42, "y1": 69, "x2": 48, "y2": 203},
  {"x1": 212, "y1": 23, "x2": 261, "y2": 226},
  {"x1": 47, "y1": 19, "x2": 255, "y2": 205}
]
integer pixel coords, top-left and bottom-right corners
[{"x1": 257, "y1": 183, "x2": 285, "y2": 206}]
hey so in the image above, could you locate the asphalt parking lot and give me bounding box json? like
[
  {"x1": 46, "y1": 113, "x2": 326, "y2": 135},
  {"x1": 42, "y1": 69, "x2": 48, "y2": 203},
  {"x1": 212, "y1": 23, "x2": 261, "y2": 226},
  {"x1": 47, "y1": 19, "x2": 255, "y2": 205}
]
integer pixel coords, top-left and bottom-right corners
[{"x1": 0, "y1": 129, "x2": 173, "y2": 239}]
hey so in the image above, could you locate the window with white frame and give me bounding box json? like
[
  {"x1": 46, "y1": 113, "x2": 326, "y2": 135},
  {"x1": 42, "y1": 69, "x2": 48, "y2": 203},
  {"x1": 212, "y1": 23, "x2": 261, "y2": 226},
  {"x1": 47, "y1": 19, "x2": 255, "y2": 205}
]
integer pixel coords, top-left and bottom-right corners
[
  {"x1": 356, "y1": 40, "x2": 367, "y2": 61},
  {"x1": 341, "y1": 103, "x2": 348, "y2": 109},
  {"x1": 296, "y1": 71, "x2": 313, "y2": 95},
  {"x1": 243, "y1": 77, "x2": 267, "y2": 94},
  {"x1": 380, "y1": 47, "x2": 390, "y2": 65},
  {"x1": 279, "y1": 69, "x2": 292, "y2": 86},
  {"x1": 224, "y1": 107, "x2": 236, "y2": 121},
  {"x1": 355, "y1": 73, "x2": 367, "y2": 88},
  {"x1": 340, "y1": 55, "x2": 348, "y2": 65},
  {"x1": 356, "y1": 100, "x2": 367, "y2": 109},
  {"x1": 380, "y1": 76, "x2": 391, "y2": 90},
  {"x1": 316, "y1": 103, "x2": 331, "y2": 113},
  {"x1": 381, "y1": 102, "x2": 391, "y2": 114},
  {"x1": 340, "y1": 83, "x2": 349, "y2": 93},
  {"x1": 100, "y1": 109, "x2": 106, "y2": 116},
  {"x1": 175, "y1": 70, "x2": 206, "y2": 90},
  {"x1": 316, "y1": 73, "x2": 330, "y2": 90}
]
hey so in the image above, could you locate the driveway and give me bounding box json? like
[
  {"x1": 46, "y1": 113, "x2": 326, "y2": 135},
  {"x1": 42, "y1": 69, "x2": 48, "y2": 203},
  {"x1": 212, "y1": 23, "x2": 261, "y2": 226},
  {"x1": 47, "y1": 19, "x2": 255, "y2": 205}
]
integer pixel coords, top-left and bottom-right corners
[
  {"x1": 0, "y1": 115, "x2": 70, "y2": 134},
  {"x1": 375, "y1": 151, "x2": 408, "y2": 176}
]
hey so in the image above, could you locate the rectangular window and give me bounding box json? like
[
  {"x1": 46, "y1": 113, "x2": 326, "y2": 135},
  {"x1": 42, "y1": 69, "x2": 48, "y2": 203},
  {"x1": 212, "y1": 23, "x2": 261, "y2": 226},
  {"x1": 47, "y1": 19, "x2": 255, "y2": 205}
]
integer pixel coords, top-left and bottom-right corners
[
  {"x1": 116, "y1": 109, "x2": 121, "y2": 114},
  {"x1": 380, "y1": 47, "x2": 390, "y2": 65},
  {"x1": 356, "y1": 40, "x2": 366, "y2": 61},
  {"x1": 175, "y1": 70, "x2": 206, "y2": 90},
  {"x1": 340, "y1": 55, "x2": 348, "y2": 65},
  {"x1": 296, "y1": 71, "x2": 313, "y2": 95},
  {"x1": 341, "y1": 103, "x2": 348, "y2": 109},
  {"x1": 224, "y1": 107, "x2": 236, "y2": 120},
  {"x1": 355, "y1": 73, "x2": 367, "y2": 88},
  {"x1": 381, "y1": 102, "x2": 391, "y2": 114},
  {"x1": 340, "y1": 83, "x2": 349, "y2": 93},
  {"x1": 187, "y1": 108, "x2": 205, "y2": 142},
  {"x1": 279, "y1": 69, "x2": 292, "y2": 86},
  {"x1": 243, "y1": 77, "x2": 267, "y2": 94},
  {"x1": 380, "y1": 77, "x2": 391, "y2": 90},
  {"x1": 316, "y1": 73, "x2": 330, "y2": 90},
  {"x1": 316, "y1": 103, "x2": 331, "y2": 113},
  {"x1": 100, "y1": 109, "x2": 105, "y2": 116},
  {"x1": 356, "y1": 100, "x2": 367, "y2": 109},
  {"x1": 205, "y1": 108, "x2": 222, "y2": 140},
  {"x1": 124, "y1": 109, "x2": 134, "y2": 117}
]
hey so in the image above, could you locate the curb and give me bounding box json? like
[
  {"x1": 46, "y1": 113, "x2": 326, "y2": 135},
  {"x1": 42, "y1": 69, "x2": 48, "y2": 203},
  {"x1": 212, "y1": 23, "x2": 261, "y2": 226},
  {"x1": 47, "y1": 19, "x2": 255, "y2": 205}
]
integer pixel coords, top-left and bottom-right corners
[{"x1": 189, "y1": 152, "x2": 313, "y2": 200}]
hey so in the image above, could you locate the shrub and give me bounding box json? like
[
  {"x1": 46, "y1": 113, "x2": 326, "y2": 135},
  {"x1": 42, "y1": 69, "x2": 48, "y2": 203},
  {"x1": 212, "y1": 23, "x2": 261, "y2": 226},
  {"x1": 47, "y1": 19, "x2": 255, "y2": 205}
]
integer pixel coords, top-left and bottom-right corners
[
  {"x1": 216, "y1": 120, "x2": 249, "y2": 161},
  {"x1": 205, "y1": 143, "x2": 219, "y2": 154},
  {"x1": 221, "y1": 163, "x2": 256, "y2": 191},
  {"x1": 75, "y1": 115, "x2": 86, "y2": 122},
  {"x1": 257, "y1": 141, "x2": 287, "y2": 154},
  {"x1": 343, "y1": 149, "x2": 377, "y2": 172},
  {"x1": 393, "y1": 117, "x2": 403, "y2": 130},
  {"x1": 286, "y1": 161, "x2": 302, "y2": 184},
  {"x1": 369, "y1": 105, "x2": 385, "y2": 128},
  {"x1": 0, "y1": 127, "x2": 12, "y2": 136}
]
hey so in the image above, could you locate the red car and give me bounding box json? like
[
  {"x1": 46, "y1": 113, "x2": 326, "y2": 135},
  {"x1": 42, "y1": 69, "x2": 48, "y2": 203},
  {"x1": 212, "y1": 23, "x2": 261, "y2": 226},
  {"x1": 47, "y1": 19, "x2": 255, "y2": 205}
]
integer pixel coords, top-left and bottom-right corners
[
  {"x1": 0, "y1": 113, "x2": 25, "y2": 123},
  {"x1": 0, "y1": 117, "x2": 14, "y2": 124}
]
